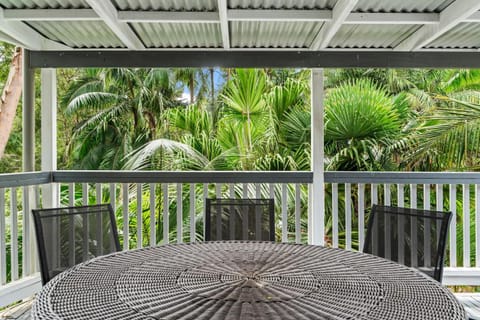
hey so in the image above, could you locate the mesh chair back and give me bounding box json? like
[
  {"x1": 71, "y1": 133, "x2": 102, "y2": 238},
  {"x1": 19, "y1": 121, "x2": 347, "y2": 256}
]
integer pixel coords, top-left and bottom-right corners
[
  {"x1": 32, "y1": 204, "x2": 121, "y2": 285},
  {"x1": 205, "y1": 198, "x2": 275, "y2": 241},
  {"x1": 363, "y1": 204, "x2": 452, "y2": 282}
]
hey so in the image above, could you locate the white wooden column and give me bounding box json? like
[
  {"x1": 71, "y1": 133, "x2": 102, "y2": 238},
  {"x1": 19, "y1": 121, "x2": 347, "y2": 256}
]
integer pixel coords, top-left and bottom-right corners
[
  {"x1": 22, "y1": 49, "x2": 36, "y2": 275},
  {"x1": 41, "y1": 69, "x2": 58, "y2": 208},
  {"x1": 310, "y1": 69, "x2": 325, "y2": 246},
  {"x1": 22, "y1": 49, "x2": 35, "y2": 173}
]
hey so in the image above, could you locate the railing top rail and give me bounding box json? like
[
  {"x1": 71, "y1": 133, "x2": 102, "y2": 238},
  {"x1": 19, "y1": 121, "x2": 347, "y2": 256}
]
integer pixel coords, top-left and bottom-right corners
[
  {"x1": 52, "y1": 170, "x2": 313, "y2": 184},
  {"x1": 0, "y1": 171, "x2": 51, "y2": 188},
  {"x1": 2, "y1": 170, "x2": 480, "y2": 186},
  {"x1": 325, "y1": 171, "x2": 480, "y2": 184}
]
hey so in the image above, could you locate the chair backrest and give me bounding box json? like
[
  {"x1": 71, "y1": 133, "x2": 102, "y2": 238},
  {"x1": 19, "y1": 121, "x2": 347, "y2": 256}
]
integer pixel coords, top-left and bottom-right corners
[
  {"x1": 32, "y1": 204, "x2": 121, "y2": 285},
  {"x1": 363, "y1": 204, "x2": 452, "y2": 282},
  {"x1": 205, "y1": 198, "x2": 275, "y2": 241}
]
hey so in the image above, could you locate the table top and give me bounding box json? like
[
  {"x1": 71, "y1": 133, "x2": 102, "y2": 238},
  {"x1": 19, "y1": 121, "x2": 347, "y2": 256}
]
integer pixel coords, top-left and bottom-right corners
[{"x1": 32, "y1": 241, "x2": 466, "y2": 320}]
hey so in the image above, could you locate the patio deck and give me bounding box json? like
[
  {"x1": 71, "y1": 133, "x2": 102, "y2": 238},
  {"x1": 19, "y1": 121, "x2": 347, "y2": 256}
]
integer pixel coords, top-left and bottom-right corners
[{"x1": 0, "y1": 299, "x2": 33, "y2": 320}]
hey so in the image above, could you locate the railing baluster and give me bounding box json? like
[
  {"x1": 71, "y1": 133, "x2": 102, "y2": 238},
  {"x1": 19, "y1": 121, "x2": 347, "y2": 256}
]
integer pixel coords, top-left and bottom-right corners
[
  {"x1": 410, "y1": 184, "x2": 417, "y2": 209},
  {"x1": 397, "y1": 184, "x2": 404, "y2": 207},
  {"x1": 384, "y1": 184, "x2": 391, "y2": 259},
  {"x1": 11, "y1": 187, "x2": 18, "y2": 281},
  {"x1": 295, "y1": 184, "x2": 301, "y2": 244},
  {"x1": 0, "y1": 188, "x2": 5, "y2": 285},
  {"x1": 82, "y1": 183, "x2": 88, "y2": 205},
  {"x1": 463, "y1": 184, "x2": 470, "y2": 267},
  {"x1": 371, "y1": 184, "x2": 378, "y2": 205},
  {"x1": 410, "y1": 184, "x2": 418, "y2": 267},
  {"x1": 68, "y1": 183, "x2": 74, "y2": 206},
  {"x1": 358, "y1": 183, "x2": 365, "y2": 251},
  {"x1": 96, "y1": 183, "x2": 102, "y2": 204},
  {"x1": 122, "y1": 183, "x2": 129, "y2": 251},
  {"x1": 332, "y1": 183, "x2": 338, "y2": 248},
  {"x1": 176, "y1": 183, "x2": 183, "y2": 244},
  {"x1": 216, "y1": 183, "x2": 221, "y2": 198},
  {"x1": 163, "y1": 184, "x2": 169, "y2": 244},
  {"x1": 229, "y1": 184, "x2": 235, "y2": 198},
  {"x1": 22, "y1": 186, "x2": 30, "y2": 276},
  {"x1": 281, "y1": 184, "x2": 288, "y2": 243},
  {"x1": 384, "y1": 184, "x2": 391, "y2": 205},
  {"x1": 423, "y1": 184, "x2": 431, "y2": 268},
  {"x1": 449, "y1": 184, "x2": 457, "y2": 267},
  {"x1": 96, "y1": 184, "x2": 103, "y2": 254},
  {"x1": 397, "y1": 184, "x2": 404, "y2": 265},
  {"x1": 149, "y1": 183, "x2": 156, "y2": 246},
  {"x1": 136, "y1": 183, "x2": 142, "y2": 248},
  {"x1": 109, "y1": 183, "x2": 116, "y2": 216},
  {"x1": 243, "y1": 183, "x2": 248, "y2": 198},
  {"x1": 203, "y1": 184, "x2": 208, "y2": 240},
  {"x1": 256, "y1": 184, "x2": 262, "y2": 241},
  {"x1": 476, "y1": 184, "x2": 480, "y2": 267},
  {"x1": 345, "y1": 183, "x2": 351, "y2": 250},
  {"x1": 190, "y1": 184, "x2": 195, "y2": 243},
  {"x1": 436, "y1": 184, "x2": 443, "y2": 248}
]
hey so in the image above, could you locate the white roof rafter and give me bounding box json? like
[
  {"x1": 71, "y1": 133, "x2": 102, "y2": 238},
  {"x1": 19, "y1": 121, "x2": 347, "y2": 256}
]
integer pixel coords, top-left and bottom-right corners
[
  {"x1": 395, "y1": 0, "x2": 480, "y2": 51},
  {"x1": 217, "y1": 0, "x2": 230, "y2": 49},
  {"x1": 310, "y1": 0, "x2": 358, "y2": 50},
  {"x1": 85, "y1": 0, "x2": 144, "y2": 50},
  {"x1": 0, "y1": 7, "x2": 69, "y2": 50}
]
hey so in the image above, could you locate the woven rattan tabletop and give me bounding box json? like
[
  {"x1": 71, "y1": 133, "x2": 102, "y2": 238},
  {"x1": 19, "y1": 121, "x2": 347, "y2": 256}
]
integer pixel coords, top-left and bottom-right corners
[{"x1": 32, "y1": 241, "x2": 466, "y2": 320}]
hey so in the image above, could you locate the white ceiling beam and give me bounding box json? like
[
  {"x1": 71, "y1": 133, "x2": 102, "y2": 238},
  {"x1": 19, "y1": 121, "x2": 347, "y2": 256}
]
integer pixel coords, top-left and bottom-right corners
[
  {"x1": 464, "y1": 11, "x2": 480, "y2": 22},
  {"x1": 228, "y1": 9, "x2": 332, "y2": 22},
  {"x1": 3, "y1": 9, "x2": 100, "y2": 21},
  {"x1": 217, "y1": 0, "x2": 230, "y2": 49},
  {"x1": 395, "y1": 0, "x2": 480, "y2": 51},
  {"x1": 0, "y1": 7, "x2": 69, "y2": 50},
  {"x1": 310, "y1": 0, "x2": 358, "y2": 50},
  {"x1": 345, "y1": 12, "x2": 439, "y2": 25},
  {"x1": 118, "y1": 11, "x2": 218, "y2": 23},
  {"x1": 85, "y1": 0, "x2": 144, "y2": 50}
]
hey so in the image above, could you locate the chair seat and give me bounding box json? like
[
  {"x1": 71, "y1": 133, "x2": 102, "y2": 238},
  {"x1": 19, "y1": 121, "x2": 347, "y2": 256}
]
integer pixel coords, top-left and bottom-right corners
[{"x1": 455, "y1": 293, "x2": 480, "y2": 320}]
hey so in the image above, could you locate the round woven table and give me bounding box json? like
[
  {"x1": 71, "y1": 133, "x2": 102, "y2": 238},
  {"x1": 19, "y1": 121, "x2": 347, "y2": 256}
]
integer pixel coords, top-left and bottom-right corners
[{"x1": 32, "y1": 241, "x2": 466, "y2": 320}]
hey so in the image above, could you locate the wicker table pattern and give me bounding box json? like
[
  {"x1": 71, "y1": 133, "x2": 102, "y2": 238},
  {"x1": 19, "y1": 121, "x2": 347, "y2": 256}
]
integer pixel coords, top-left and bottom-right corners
[{"x1": 32, "y1": 241, "x2": 466, "y2": 320}]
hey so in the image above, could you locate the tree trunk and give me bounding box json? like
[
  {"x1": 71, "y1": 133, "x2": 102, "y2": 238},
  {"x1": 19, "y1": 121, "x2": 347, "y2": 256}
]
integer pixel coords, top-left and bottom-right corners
[
  {"x1": 189, "y1": 77, "x2": 194, "y2": 104},
  {"x1": 210, "y1": 68, "x2": 215, "y2": 105},
  {"x1": 0, "y1": 47, "x2": 22, "y2": 158}
]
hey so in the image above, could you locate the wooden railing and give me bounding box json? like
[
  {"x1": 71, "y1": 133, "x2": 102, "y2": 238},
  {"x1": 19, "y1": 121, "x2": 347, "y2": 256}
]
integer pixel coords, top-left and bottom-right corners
[{"x1": 1, "y1": 170, "x2": 480, "y2": 307}]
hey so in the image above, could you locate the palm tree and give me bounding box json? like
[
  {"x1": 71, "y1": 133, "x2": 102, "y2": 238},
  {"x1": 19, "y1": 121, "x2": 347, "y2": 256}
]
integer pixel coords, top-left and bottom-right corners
[
  {"x1": 324, "y1": 78, "x2": 406, "y2": 171},
  {"x1": 62, "y1": 68, "x2": 180, "y2": 169}
]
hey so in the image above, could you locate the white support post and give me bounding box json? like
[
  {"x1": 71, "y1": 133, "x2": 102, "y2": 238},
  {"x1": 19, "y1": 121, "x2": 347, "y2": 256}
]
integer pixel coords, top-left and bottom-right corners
[
  {"x1": 310, "y1": 69, "x2": 324, "y2": 246},
  {"x1": 41, "y1": 69, "x2": 58, "y2": 208},
  {"x1": 22, "y1": 49, "x2": 36, "y2": 276}
]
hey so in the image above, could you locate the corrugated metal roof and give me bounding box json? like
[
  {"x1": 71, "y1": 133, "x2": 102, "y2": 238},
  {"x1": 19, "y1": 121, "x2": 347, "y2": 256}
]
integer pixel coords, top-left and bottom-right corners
[
  {"x1": 28, "y1": 21, "x2": 124, "y2": 48},
  {"x1": 427, "y1": 22, "x2": 480, "y2": 49},
  {"x1": 329, "y1": 24, "x2": 420, "y2": 48},
  {"x1": 353, "y1": 0, "x2": 454, "y2": 13},
  {"x1": 228, "y1": 0, "x2": 336, "y2": 9},
  {"x1": 131, "y1": 23, "x2": 221, "y2": 48},
  {"x1": 231, "y1": 21, "x2": 323, "y2": 48},
  {"x1": 113, "y1": 0, "x2": 216, "y2": 11},
  {"x1": 0, "y1": 0, "x2": 88, "y2": 9}
]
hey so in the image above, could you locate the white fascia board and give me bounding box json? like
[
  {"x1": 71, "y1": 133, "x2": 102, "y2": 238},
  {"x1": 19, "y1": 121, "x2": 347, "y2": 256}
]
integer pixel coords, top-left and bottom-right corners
[
  {"x1": 395, "y1": 0, "x2": 480, "y2": 51},
  {"x1": 310, "y1": 0, "x2": 358, "y2": 50},
  {"x1": 86, "y1": 0, "x2": 145, "y2": 50},
  {"x1": 217, "y1": 0, "x2": 230, "y2": 49},
  {"x1": 228, "y1": 9, "x2": 332, "y2": 22},
  {"x1": 345, "y1": 12, "x2": 439, "y2": 25},
  {"x1": 0, "y1": 8, "x2": 69, "y2": 50},
  {"x1": 3, "y1": 9, "x2": 100, "y2": 21}
]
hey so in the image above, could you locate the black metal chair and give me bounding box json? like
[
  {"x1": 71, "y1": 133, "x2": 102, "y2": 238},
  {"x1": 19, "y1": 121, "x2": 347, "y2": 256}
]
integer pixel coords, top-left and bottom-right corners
[
  {"x1": 205, "y1": 198, "x2": 275, "y2": 241},
  {"x1": 363, "y1": 204, "x2": 452, "y2": 282},
  {"x1": 32, "y1": 204, "x2": 121, "y2": 285}
]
